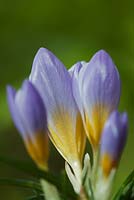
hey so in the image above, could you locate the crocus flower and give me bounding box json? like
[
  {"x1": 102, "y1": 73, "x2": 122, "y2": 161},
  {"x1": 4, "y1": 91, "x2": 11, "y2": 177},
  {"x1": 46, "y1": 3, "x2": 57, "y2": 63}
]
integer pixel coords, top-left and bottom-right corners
[
  {"x1": 70, "y1": 50, "x2": 121, "y2": 149},
  {"x1": 7, "y1": 80, "x2": 49, "y2": 170},
  {"x1": 100, "y1": 111, "x2": 128, "y2": 177},
  {"x1": 29, "y1": 48, "x2": 86, "y2": 181}
]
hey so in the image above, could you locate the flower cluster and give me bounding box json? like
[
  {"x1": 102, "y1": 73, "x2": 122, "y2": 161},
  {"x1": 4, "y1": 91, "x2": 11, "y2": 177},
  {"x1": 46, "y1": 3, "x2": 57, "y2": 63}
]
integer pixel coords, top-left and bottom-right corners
[{"x1": 7, "y1": 48, "x2": 128, "y2": 200}]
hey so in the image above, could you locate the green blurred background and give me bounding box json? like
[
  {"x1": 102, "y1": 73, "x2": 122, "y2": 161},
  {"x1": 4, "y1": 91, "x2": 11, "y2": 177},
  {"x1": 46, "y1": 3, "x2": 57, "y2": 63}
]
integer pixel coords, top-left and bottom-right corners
[{"x1": 0, "y1": 0, "x2": 134, "y2": 199}]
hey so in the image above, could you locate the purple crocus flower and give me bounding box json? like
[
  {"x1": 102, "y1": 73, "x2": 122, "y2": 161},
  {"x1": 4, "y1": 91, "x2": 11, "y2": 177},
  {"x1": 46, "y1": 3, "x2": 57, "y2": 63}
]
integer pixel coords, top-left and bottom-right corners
[
  {"x1": 29, "y1": 48, "x2": 86, "y2": 181},
  {"x1": 70, "y1": 50, "x2": 121, "y2": 149},
  {"x1": 7, "y1": 80, "x2": 49, "y2": 170},
  {"x1": 100, "y1": 111, "x2": 128, "y2": 177}
]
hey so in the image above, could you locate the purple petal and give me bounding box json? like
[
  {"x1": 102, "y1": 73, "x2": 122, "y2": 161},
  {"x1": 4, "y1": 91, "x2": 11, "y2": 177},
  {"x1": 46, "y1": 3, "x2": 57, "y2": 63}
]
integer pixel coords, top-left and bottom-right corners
[
  {"x1": 15, "y1": 80, "x2": 47, "y2": 136},
  {"x1": 7, "y1": 86, "x2": 26, "y2": 135},
  {"x1": 29, "y1": 48, "x2": 77, "y2": 123},
  {"x1": 69, "y1": 61, "x2": 85, "y2": 77},
  {"x1": 69, "y1": 61, "x2": 87, "y2": 114},
  {"x1": 77, "y1": 50, "x2": 121, "y2": 146},
  {"x1": 79, "y1": 50, "x2": 121, "y2": 113},
  {"x1": 7, "y1": 80, "x2": 49, "y2": 169},
  {"x1": 7, "y1": 80, "x2": 47, "y2": 139}
]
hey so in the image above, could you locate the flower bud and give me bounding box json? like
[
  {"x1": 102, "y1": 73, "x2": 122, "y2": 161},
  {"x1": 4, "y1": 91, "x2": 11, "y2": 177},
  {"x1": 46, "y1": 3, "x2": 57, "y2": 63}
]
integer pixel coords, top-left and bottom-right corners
[
  {"x1": 7, "y1": 80, "x2": 49, "y2": 170},
  {"x1": 100, "y1": 111, "x2": 128, "y2": 177}
]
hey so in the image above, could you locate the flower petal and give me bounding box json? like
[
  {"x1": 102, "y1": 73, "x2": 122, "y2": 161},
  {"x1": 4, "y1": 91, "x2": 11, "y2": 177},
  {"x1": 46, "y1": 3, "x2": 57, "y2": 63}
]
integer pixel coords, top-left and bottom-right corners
[
  {"x1": 7, "y1": 86, "x2": 25, "y2": 135},
  {"x1": 15, "y1": 80, "x2": 47, "y2": 136},
  {"x1": 30, "y1": 48, "x2": 76, "y2": 123},
  {"x1": 30, "y1": 48, "x2": 86, "y2": 166},
  {"x1": 7, "y1": 80, "x2": 49, "y2": 170},
  {"x1": 69, "y1": 61, "x2": 87, "y2": 114},
  {"x1": 78, "y1": 50, "x2": 121, "y2": 147}
]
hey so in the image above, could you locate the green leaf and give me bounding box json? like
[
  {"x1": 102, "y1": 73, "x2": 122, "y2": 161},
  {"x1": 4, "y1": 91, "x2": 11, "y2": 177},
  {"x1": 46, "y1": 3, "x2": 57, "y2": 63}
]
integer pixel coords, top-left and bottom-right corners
[
  {"x1": 113, "y1": 170, "x2": 134, "y2": 200},
  {"x1": 26, "y1": 196, "x2": 44, "y2": 200},
  {"x1": 26, "y1": 197, "x2": 44, "y2": 200},
  {"x1": 0, "y1": 178, "x2": 42, "y2": 191},
  {"x1": 26, "y1": 193, "x2": 44, "y2": 200}
]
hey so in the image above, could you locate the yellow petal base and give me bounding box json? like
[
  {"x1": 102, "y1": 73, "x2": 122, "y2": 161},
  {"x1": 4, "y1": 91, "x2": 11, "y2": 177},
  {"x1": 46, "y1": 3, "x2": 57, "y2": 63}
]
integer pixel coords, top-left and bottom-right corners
[
  {"x1": 84, "y1": 104, "x2": 110, "y2": 148},
  {"x1": 101, "y1": 153, "x2": 117, "y2": 177},
  {"x1": 24, "y1": 131, "x2": 49, "y2": 171}
]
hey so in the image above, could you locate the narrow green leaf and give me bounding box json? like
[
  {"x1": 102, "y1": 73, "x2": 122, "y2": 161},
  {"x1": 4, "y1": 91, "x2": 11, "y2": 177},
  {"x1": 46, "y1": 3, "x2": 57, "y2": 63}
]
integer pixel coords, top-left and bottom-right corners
[
  {"x1": 0, "y1": 178, "x2": 42, "y2": 191},
  {"x1": 26, "y1": 194, "x2": 44, "y2": 200},
  {"x1": 113, "y1": 170, "x2": 134, "y2": 200},
  {"x1": 26, "y1": 197, "x2": 44, "y2": 200}
]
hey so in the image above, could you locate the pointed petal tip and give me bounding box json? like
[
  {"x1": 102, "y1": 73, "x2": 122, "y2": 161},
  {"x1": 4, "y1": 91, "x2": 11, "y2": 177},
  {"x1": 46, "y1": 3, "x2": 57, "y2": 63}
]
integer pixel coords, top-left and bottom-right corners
[
  {"x1": 96, "y1": 49, "x2": 108, "y2": 54},
  {"x1": 32, "y1": 47, "x2": 50, "y2": 64},
  {"x1": 22, "y1": 79, "x2": 36, "y2": 91},
  {"x1": 22, "y1": 80, "x2": 44, "y2": 103},
  {"x1": 94, "y1": 49, "x2": 110, "y2": 57},
  {"x1": 31, "y1": 46, "x2": 64, "y2": 74},
  {"x1": 109, "y1": 111, "x2": 128, "y2": 126},
  {"x1": 35, "y1": 47, "x2": 54, "y2": 58},
  {"x1": 6, "y1": 85, "x2": 16, "y2": 100},
  {"x1": 6, "y1": 85, "x2": 14, "y2": 92},
  {"x1": 69, "y1": 61, "x2": 84, "y2": 76},
  {"x1": 91, "y1": 49, "x2": 114, "y2": 64},
  {"x1": 36, "y1": 47, "x2": 48, "y2": 54}
]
